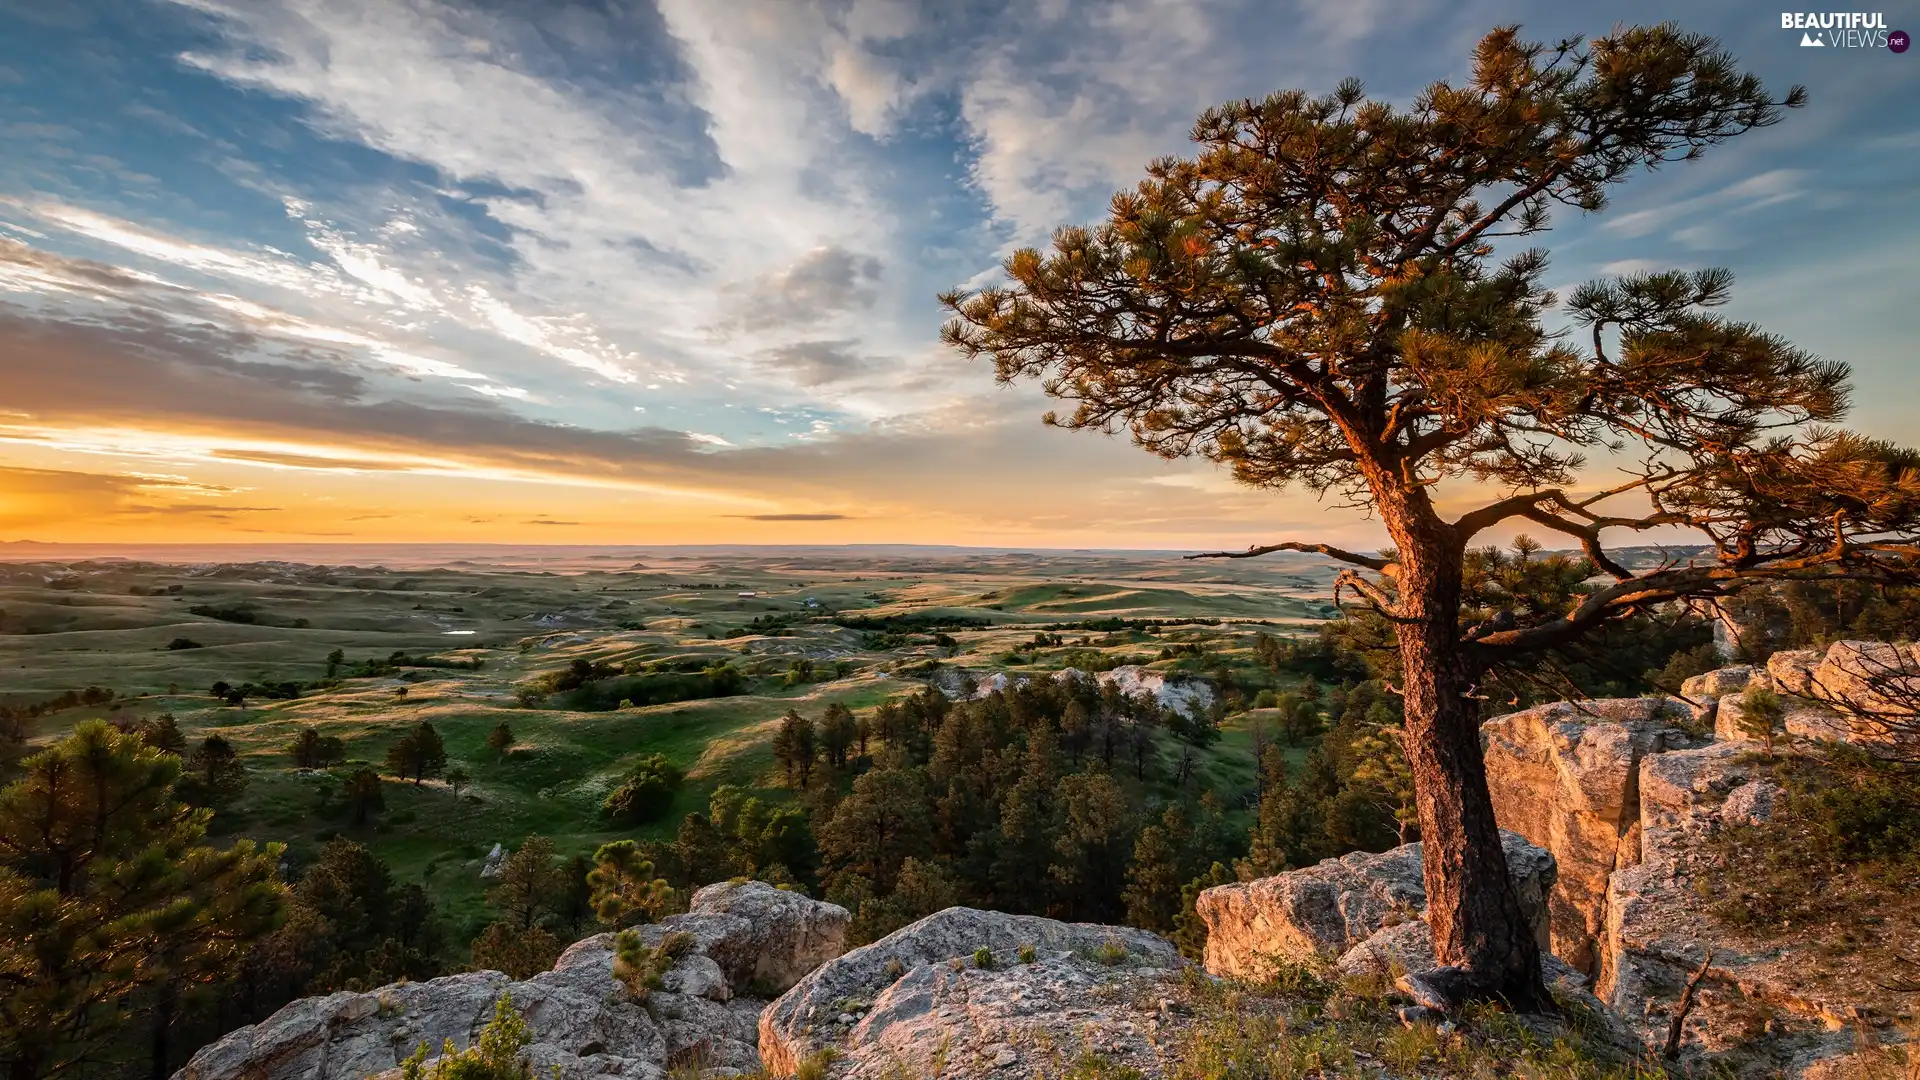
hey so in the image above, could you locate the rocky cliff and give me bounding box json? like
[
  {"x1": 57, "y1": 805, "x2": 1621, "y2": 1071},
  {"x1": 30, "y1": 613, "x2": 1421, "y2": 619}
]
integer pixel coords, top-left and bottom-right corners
[{"x1": 1481, "y1": 640, "x2": 1915, "y2": 1077}]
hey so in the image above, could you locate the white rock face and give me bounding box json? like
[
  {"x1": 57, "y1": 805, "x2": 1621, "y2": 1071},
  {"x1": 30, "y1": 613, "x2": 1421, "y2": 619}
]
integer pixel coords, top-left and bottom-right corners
[
  {"x1": 1194, "y1": 832, "x2": 1555, "y2": 981},
  {"x1": 934, "y1": 666, "x2": 1214, "y2": 714},
  {"x1": 1480, "y1": 697, "x2": 1698, "y2": 974},
  {"x1": 176, "y1": 883, "x2": 850, "y2": 1080},
  {"x1": 479, "y1": 842, "x2": 504, "y2": 879},
  {"x1": 757, "y1": 907, "x2": 1182, "y2": 1078}
]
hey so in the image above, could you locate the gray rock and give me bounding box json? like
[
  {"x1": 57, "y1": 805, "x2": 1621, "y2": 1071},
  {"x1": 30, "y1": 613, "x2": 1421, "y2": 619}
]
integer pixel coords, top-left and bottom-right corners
[
  {"x1": 1719, "y1": 779, "x2": 1784, "y2": 826},
  {"x1": 479, "y1": 842, "x2": 504, "y2": 879},
  {"x1": 663, "y1": 881, "x2": 850, "y2": 996},
  {"x1": 1195, "y1": 831, "x2": 1555, "y2": 981},
  {"x1": 175, "y1": 882, "x2": 849, "y2": 1080},
  {"x1": 757, "y1": 907, "x2": 1181, "y2": 1078}
]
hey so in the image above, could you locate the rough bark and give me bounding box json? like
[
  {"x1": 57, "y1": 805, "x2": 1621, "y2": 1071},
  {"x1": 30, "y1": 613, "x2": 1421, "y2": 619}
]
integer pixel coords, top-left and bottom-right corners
[{"x1": 1388, "y1": 506, "x2": 1550, "y2": 1011}]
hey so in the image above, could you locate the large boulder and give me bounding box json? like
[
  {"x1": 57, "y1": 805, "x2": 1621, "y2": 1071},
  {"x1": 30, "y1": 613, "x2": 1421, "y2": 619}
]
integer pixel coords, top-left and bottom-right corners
[
  {"x1": 1481, "y1": 697, "x2": 1697, "y2": 975},
  {"x1": 758, "y1": 907, "x2": 1181, "y2": 1078},
  {"x1": 668, "y1": 880, "x2": 851, "y2": 995},
  {"x1": 1766, "y1": 649, "x2": 1822, "y2": 698},
  {"x1": 176, "y1": 883, "x2": 850, "y2": 1080},
  {"x1": 1194, "y1": 832, "x2": 1554, "y2": 981}
]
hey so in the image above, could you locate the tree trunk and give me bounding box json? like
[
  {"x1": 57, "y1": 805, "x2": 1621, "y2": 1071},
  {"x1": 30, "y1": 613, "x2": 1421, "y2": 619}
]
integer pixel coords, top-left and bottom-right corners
[
  {"x1": 1391, "y1": 519, "x2": 1548, "y2": 1011},
  {"x1": 150, "y1": 980, "x2": 179, "y2": 1080}
]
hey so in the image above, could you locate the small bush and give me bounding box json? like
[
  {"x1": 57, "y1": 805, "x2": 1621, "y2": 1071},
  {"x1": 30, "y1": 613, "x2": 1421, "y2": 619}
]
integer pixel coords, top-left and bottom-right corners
[
  {"x1": 973, "y1": 947, "x2": 994, "y2": 969},
  {"x1": 165, "y1": 637, "x2": 204, "y2": 650},
  {"x1": 1094, "y1": 940, "x2": 1128, "y2": 967},
  {"x1": 1018, "y1": 943, "x2": 1037, "y2": 965}
]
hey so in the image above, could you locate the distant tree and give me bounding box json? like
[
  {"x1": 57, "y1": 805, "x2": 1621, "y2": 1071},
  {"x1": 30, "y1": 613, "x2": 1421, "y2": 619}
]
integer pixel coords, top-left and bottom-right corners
[
  {"x1": 141, "y1": 713, "x2": 189, "y2": 756},
  {"x1": 1351, "y1": 724, "x2": 1419, "y2": 844},
  {"x1": 820, "y1": 703, "x2": 858, "y2": 769},
  {"x1": 385, "y1": 722, "x2": 447, "y2": 785},
  {"x1": 325, "y1": 648, "x2": 345, "y2": 678},
  {"x1": 209, "y1": 681, "x2": 231, "y2": 700},
  {"x1": 469, "y1": 922, "x2": 560, "y2": 980},
  {"x1": 587, "y1": 840, "x2": 675, "y2": 930},
  {"x1": 179, "y1": 735, "x2": 248, "y2": 808},
  {"x1": 0, "y1": 722, "x2": 286, "y2": 1080},
  {"x1": 446, "y1": 767, "x2": 471, "y2": 799},
  {"x1": 771, "y1": 709, "x2": 816, "y2": 787},
  {"x1": 938, "y1": 22, "x2": 1920, "y2": 1007},
  {"x1": 486, "y1": 721, "x2": 515, "y2": 758},
  {"x1": 345, "y1": 767, "x2": 385, "y2": 827},
  {"x1": 1241, "y1": 745, "x2": 1293, "y2": 878},
  {"x1": 165, "y1": 637, "x2": 203, "y2": 651},
  {"x1": 288, "y1": 727, "x2": 326, "y2": 769},
  {"x1": 488, "y1": 836, "x2": 563, "y2": 931}
]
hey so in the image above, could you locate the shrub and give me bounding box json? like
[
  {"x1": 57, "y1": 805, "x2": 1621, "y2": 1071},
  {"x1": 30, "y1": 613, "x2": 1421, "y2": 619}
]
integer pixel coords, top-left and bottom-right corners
[
  {"x1": 165, "y1": 637, "x2": 204, "y2": 650},
  {"x1": 973, "y1": 947, "x2": 995, "y2": 969},
  {"x1": 1018, "y1": 943, "x2": 1037, "y2": 965},
  {"x1": 601, "y1": 754, "x2": 686, "y2": 825},
  {"x1": 398, "y1": 993, "x2": 532, "y2": 1080}
]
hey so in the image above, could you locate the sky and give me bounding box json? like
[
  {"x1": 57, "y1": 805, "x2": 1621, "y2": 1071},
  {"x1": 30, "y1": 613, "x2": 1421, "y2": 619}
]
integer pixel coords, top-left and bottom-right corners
[{"x1": 0, "y1": 0, "x2": 1914, "y2": 549}]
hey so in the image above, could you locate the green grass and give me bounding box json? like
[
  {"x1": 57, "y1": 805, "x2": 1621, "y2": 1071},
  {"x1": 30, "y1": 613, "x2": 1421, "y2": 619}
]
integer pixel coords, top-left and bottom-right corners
[{"x1": 4, "y1": 552, "x2": 1335, "y2": 943}]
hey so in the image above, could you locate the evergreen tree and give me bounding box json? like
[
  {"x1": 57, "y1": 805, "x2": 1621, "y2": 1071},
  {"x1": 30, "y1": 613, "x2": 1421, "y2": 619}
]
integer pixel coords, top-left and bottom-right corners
[
  {"x1": 469, "y1": 922, "x2": 560, "y2": 980},
  {"x1": 818, "y1": 767, "x2": 932, "y2": 895},
  {"x1": 820, "y1": 703, "x2": 858, "y2": 769},
  {"x1": 0, "y1": 722, "x2": 286, "y2": 1080},
  {"x1": 1047, "y1": 772, "x2": 1137, "y2": 922},
  {"x1": 486, "y1": 721, "x2": 515, "y2": 758},
  {"x1": 179, "y1": 735, "x2": 248, "y2": 807},
  {"x1": 771, "y1": 709, "x2": 816, "y2": 788},
  {"x1": 344, "y1": 767, "x2": 384, "y2": 827},
  {"x1": 587, "y1": 840, "x2": 674, "y2": 930},
  {"x1": 141, "y1": 714, "x2": 188, "y2": 756},
  {"x1": 446, "y1": 767, "x2": 471, "y2": 800},
  {"x1": 487, "y1": 836, "x2": 563, "y2": 930},
  {"x1": 940, "y1": 23, "x2": 1883, "y2": 1004},
  {"x1": 385, "y1": 722, "x2": 447, "y2": 786},
  {"x1": 1123, "y1": 805, "x2": 1193, "y2": 932}
]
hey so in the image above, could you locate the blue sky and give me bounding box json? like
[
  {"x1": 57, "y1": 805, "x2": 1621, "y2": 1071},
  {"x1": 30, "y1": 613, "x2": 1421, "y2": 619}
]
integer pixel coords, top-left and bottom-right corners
[{"x1": 0, "y1": 0, "x2": 1914, "y2": 545}]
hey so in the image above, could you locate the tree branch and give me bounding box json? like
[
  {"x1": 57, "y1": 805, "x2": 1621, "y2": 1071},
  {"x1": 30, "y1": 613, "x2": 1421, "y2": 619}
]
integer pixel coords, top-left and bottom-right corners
[{"x1": 1187, "y1": 541, "x2": 1394, "y2": 573}]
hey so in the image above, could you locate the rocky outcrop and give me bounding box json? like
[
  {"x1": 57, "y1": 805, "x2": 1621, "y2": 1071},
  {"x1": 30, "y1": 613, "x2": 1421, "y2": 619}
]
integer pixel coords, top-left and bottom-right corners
[
  {"x1": 1599, "y1": 742, "x2": 1897, "y2": 1076},
  {"x1": 1481, "y1": 697, "x2": 1698, "y2": 975},
  {"x1": 757, "y1": 907, "x2": 1184, "y2": 1079},
  {"x1": 177, "y1": 883, "x2": 850, "y2": 1080},
  {"x1": 1479, "y1": 651, "x2": 1914, "y2": 1077},
  {"x1": 1194, "y1": 832, "x2": 1554, "y2": 981}
]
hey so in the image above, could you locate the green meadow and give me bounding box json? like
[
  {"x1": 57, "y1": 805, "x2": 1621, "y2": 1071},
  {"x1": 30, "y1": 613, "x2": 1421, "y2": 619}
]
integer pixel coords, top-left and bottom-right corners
[{"x1": 0, "y1": 545, "x2": 1335, "y2": 937}]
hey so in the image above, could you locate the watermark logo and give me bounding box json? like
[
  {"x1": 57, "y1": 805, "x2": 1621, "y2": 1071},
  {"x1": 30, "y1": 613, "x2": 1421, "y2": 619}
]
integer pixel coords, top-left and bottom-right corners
[{"x1": 1780, "y1": 11, "x2": 1902, "y2": 47}]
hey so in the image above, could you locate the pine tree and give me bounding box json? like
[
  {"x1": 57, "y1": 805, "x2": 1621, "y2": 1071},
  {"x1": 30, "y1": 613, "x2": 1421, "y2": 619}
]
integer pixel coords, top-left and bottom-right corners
[
  {"x1": 1123, "y1": 805, "x2": 1193, "y2": 932},
  {"x1": 587, "y1": 840, "x2": 674, "y2": 930},
  {"x1": 486, "y1": 721, "x2": 515, "y2": 758},
  {"x1": 140, "y1": 714, "x2": 188, "y2": 756},
  {"x1": 180, "y1": 735, "x2": 248, "y2": 807},
  {"x1": 0, "y1": 722, "x2": 286, "y2": 1080},
  {"x1": 771, "y1": 709, "x2": 816, "y2": 788},
  {"x1": 469, "y1": 922, "x2": 560, "y2": 980},
  {"x1": 344, "y1": 767, "x2": 384, "y2": 827},
  {"x1": 939, "y1": 23, "x2": 1888, "y2": 1006},
  {"x1": 1737, "y1": 685, "x2": 1786, "y2": 759},
  {"x1": 488, "y1": 836, "x2": 563, "y2": 930},
  {"x1": 820, "y1": 703, "x2": 858, "y2": 769}
]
